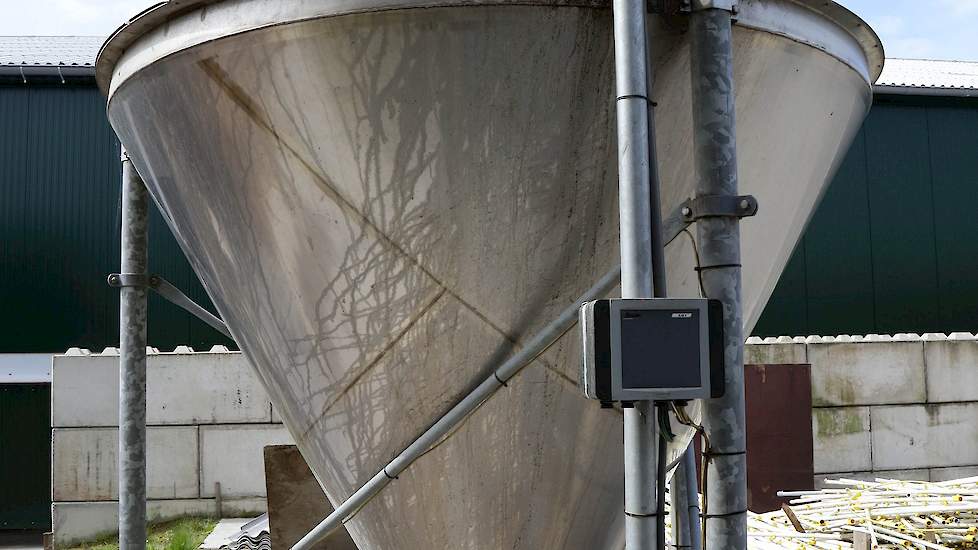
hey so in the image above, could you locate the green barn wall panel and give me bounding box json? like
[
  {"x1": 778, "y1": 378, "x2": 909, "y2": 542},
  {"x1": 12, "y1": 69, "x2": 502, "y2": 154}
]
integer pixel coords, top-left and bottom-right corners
[
  {"x1": 751, "y1": 241, "x2": 808, "y2": 337},
  {"x1": 863, "y1": 104, "x2": 940, "y2": 334},
  {"x1": 926, "y1": 105, "x2": 978, "y2": 332},
  {"x1": 0, "y1": 384, "x2": 52, "y2": 530},
  {"x1": 803, "y1": 128, "x2": 876, "y2": 336},
  {"x1": 756, "y1": 98, "x2": 978, "y2": 337},
  {"x1": 0, "y1": 88, "x2": 30, "y2": 350},
  {"x1": 0, "y1": 82, "x2": 232, "y2": 353}
]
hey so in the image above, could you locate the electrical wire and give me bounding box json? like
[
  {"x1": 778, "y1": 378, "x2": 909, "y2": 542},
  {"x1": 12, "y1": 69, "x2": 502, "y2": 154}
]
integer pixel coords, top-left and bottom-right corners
[
  {"x1": 671, "y1": 401, "x2": 712, "y2": 548},
  {"x1": 682, "y1": 227, "x2": 708, "y2": 299}
]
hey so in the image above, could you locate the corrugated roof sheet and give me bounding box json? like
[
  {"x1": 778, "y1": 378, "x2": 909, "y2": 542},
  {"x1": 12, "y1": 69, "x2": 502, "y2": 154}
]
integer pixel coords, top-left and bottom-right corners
[
  {"x1": 0, "y1": 36, "x2": 102, "y2": 67},
  {"x1": 877, "y1": 58, "x2": 978, "y2": 91}
]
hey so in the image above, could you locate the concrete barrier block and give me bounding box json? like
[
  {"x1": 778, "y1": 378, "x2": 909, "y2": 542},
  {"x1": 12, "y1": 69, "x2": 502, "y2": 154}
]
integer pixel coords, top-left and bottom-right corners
[
  {"x1": 812, "y1": 407, "x2": 872, "y2": 474},
  {"x1": 200, "y1": 425, "x2": 293, "y2": 498},
  {"x1": 146, "y1": 352, "x2": 272, "y2": 424},
  {"x1": 52, "y1": 501, "x2": 117, "y2": 547},
  {"x1": 930, "y1": 465, "x2": 978, "y2": 482},
  {"x1": 809, "y1": 342, "x2": 925, "y2": 406},
  {"x1": 744, "y1": 343, "x2": 806, "y2": 365},
  {"x1": 52, "y1": 355, "x2": 117, "y2": 427},
  {"x1": 52, "y1": 498, "x2": 267, "y2": 547},
  {"x1": 925, "y1": 340, "x2": 978, "y2": 403},
  {"x1": 52, "y1": 427, "x2": 198, "y2": 501},
  {"x1": 52, "y1": 352, "x2": 273, "y2": 427},
  {"x1": 871, "y1": 403, "x2": 978, "y2": 470}
]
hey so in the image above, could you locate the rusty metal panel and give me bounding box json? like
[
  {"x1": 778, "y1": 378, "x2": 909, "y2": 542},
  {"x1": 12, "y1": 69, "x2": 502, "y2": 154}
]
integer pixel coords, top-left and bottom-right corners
[
  {"x1": 263, "y1": 445, "x2": 357, "y2": 550},
  {"x1": 745, "y1": 364, "x2": 814, "y2": 513}
]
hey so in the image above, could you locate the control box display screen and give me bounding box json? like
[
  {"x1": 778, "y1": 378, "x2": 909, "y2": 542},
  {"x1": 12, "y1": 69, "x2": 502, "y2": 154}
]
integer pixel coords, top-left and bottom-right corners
[{"x1": 619, "y1": 309, "x2": 702, "y2": 389}]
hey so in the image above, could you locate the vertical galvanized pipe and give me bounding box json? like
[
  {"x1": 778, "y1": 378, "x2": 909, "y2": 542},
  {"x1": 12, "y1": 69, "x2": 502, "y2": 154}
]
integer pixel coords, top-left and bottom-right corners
[
  {"x1": 612, "y1": 0, "x2": 658, "y2": 547},
  {"x1": 643, "y1": 24, "x2": 699, "y2": 549},
  {"x1": 671, "y1": 455, "x2": 692, "y2": 549},
  {"x1": 671, "y1": 447, "x2": 703, "y2": 549},
  {"x1": 688, "y1": 7, "x2": 747, "y2": 550},
  {"x1": 119, "y1": 148, "x2": 149, "y2": 550},
  {"x1": 682, "y1": 446, "x2": 703, "y2": 550}
]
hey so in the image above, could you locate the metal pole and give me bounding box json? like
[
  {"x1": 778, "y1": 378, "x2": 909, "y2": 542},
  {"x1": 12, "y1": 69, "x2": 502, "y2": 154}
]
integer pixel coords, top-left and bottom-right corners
[
  {"x1": 612, "y1": 0, "x2": 658, "y2": 547},
  {"x1": 682, "y1": 446, "x2": 703, "y2": 550},
  {"x1": 688, "y1": 5, "x2": 748, "y2": 549},
  {"x1": 118, "y1": 148, "x2": 148, "y2": 549},
  {"x1": 642, "y1": 21, "x2": 699, "y2": 549},
  {"x1": 671, "y1": 448, "x2": 702, "y2": 549}
]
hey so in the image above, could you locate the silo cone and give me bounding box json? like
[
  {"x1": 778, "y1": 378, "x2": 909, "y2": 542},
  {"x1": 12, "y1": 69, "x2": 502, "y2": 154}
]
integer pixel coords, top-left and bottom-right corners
[{"x1": 97, "y1": 2, "x2": 881, "y2": 548}]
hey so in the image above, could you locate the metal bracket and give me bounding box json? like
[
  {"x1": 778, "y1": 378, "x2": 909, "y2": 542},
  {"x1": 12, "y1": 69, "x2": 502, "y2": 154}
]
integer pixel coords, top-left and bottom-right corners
[
  {"x1": 681, "y1": 0, "x2": 738, "y2": 13},
  {"x1": 108, "y1": 273, "x2": 232, "y2": 338},
  {"x1": 107, "y1": 273, "x2": 152, "y2": 288},
  {"x1": 679, "y1": 194, "x2": 758, "y2": 222}
]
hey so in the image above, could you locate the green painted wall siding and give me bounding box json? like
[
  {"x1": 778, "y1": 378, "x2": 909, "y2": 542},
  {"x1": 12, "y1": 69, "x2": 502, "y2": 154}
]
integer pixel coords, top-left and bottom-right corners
[
  {"x1": 0, "y1": 384, "x2": 51, "y2": 530},
  {"x1": 755, "y1": 96, "x2": 978, "y2": 337},
  {"x1": 0, "y1": 82, "x2": 232, "y2": 353}
]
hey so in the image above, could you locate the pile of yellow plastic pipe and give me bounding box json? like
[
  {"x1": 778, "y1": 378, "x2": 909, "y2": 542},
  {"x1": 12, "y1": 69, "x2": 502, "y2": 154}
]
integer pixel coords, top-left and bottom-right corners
[{"x1": 745, "y1": 477, "x2": 978, "y2": 549}]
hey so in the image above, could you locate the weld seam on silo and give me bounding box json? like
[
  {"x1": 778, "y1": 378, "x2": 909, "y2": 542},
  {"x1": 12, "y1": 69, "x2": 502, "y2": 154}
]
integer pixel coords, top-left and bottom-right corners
[
  {"x1": 689, "y1": 6, "x2": 748, "y2": 550},
  {"x1": 118, "y1": 147, "x2": 149, "y2": 550},
  {"x1": 291, "y1": 267, "x2": 622, "y2": 550}
]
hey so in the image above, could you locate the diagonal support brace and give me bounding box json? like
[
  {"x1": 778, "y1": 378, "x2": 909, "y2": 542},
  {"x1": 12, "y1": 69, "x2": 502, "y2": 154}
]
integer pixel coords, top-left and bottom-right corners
[{"x1": 108, "y1": 273, "x2": 232, "y2": 339}]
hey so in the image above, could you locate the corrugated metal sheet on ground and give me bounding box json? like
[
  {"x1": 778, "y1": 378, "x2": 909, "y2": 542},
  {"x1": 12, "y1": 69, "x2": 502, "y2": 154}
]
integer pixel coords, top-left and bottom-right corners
[{"x1": 219, "y1": 515, "x2": 270, "y2": 550}]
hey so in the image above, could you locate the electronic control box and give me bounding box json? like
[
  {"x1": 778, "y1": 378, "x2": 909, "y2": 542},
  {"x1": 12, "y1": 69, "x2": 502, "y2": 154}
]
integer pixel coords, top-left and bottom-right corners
[{"x1": 579, "y1": 298, "x2": 725, "y2": 405}]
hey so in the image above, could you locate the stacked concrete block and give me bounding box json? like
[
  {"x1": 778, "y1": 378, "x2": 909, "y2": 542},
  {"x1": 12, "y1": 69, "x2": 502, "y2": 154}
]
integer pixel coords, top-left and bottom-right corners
[
  {"x1": 807, "y1": 340, "x2": 925, "y2": 407},
  {"x1": 746, "y1": 333, "x2": 978, "y2": 489},
  {"x1": 51, "y1": 348, "x2": 294, "y2": 546}
]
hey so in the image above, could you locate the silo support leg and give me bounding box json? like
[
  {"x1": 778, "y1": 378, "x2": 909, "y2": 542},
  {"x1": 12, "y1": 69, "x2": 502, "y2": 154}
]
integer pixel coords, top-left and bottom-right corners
[
  {"x1": 688, "y1": 5, "x2": 748, "y2": 550},
  {"x1": 118, "y1": 148, "x2": 149, "y2": 550}
]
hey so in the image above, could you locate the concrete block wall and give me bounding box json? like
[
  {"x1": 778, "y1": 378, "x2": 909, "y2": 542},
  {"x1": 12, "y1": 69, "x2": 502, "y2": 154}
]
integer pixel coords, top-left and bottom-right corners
[
  {"x1": 51, "y1": 347, "x2": 294, "y2": 547},
  {"x1": 746, "y1": 333, "x2": 978, "y2": 489}
]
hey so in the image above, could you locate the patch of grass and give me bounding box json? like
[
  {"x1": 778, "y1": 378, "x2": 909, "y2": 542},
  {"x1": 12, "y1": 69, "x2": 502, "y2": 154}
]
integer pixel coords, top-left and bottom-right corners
[{"x1": 64, "y1": 516, "x2": 217, "y2": 550}]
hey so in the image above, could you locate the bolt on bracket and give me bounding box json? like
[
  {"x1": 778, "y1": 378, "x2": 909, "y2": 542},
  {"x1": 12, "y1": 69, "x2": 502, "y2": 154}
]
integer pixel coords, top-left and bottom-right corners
[
  {"x1": 107, "y1": 273, "x2": 155, "y2": 288},
  {"x1": 680, "y1": 194, "x2": 758, "y2": 222}
]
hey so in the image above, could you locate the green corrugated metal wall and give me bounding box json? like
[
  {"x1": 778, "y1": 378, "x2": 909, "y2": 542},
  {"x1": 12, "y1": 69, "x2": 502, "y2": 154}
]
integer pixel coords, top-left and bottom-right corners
[
  {"x1": 755, "y1": 95, "x2": 978, "y2": 337},
  {"x1": 0, "y1": 384, "x2": 51, "y2": 530},
  {"x1": 0, "y1": 81, "x2": 233, "y2": 353}
]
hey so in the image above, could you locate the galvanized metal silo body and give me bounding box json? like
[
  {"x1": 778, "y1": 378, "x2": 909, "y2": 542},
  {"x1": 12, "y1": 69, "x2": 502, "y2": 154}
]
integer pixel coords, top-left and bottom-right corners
[{"x1": 97, "y1": 1, "x2": 881, "y2": 548}]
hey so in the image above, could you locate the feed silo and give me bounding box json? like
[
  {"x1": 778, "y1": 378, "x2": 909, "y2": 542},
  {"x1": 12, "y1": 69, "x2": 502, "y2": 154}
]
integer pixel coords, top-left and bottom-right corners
[{"x1": 97, "y1": 1, "x2": 882, "y2": 547}]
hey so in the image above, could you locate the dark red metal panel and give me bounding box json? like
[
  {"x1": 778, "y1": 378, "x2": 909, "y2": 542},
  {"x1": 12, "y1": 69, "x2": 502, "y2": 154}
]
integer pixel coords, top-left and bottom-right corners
[{"x1": 745, "y1": 363, "x2": 814, "y2": 513}]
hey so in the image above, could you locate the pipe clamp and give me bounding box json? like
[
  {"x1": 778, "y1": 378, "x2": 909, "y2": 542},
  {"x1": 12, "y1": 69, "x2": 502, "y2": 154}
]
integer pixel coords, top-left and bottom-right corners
[
  {"x1": 680, "y1": 194, "x2": 758, "y2": 222},
  {"x1": 107, "y1": 273, "x2": 157, "y2": 288}
]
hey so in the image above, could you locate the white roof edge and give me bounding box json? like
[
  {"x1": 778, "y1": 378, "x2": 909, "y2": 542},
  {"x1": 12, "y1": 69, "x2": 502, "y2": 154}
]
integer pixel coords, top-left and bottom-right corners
[
  {"x1": 0, "y1": 36, "x2": 103, "y2": 68},
  {"x1": 875, "y1": 58, "x2": 978, "y2": 92}
]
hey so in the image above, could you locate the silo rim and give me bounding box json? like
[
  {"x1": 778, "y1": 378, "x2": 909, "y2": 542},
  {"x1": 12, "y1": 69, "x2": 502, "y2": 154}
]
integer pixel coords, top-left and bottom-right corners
[{"x1": 95, "y1": 0, "x2": 884, "y2": 96}]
